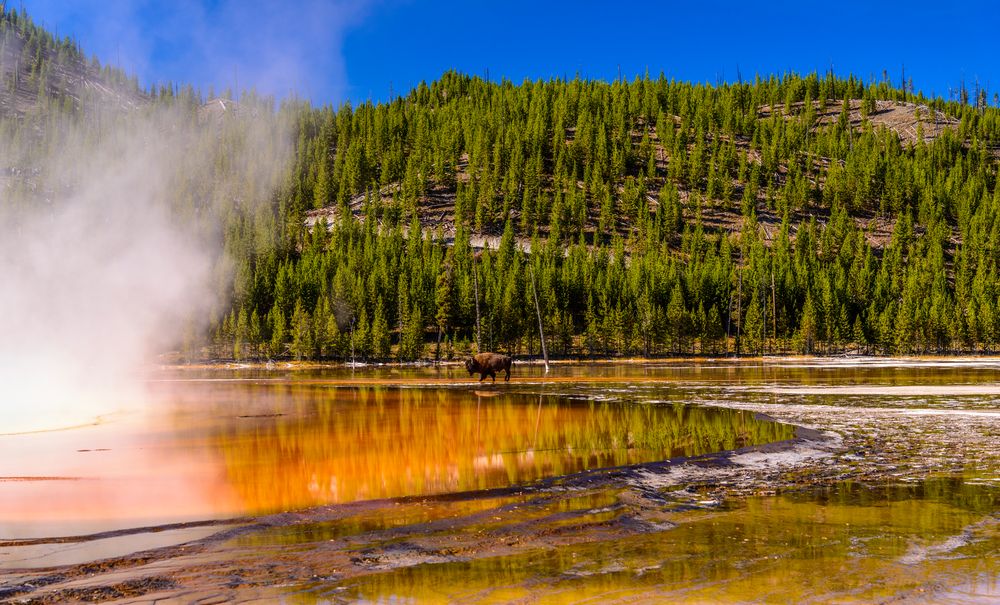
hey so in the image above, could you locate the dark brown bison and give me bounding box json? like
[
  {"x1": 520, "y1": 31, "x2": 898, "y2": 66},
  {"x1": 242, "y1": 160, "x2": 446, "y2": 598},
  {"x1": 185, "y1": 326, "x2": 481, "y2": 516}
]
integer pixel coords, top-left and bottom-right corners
[{"x1": 464, "y1": 352, "x2": 512, "y2": 382}]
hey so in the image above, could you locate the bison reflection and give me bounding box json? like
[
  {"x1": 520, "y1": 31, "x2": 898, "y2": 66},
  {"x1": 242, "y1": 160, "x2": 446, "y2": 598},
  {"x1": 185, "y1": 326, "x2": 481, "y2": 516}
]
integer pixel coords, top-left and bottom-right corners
[{"x1": 465, "y1": 352, "x2": 512, "y2": 382}]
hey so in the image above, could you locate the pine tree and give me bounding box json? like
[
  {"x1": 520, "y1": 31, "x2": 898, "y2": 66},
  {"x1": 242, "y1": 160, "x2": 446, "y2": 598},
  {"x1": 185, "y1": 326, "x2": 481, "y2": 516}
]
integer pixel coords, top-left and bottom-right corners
[
  {"x1": 434, "y1": 251, "x2": 456, "y2": 358},
  {"x1": 371, "y1": 301, "x2": 391, "y2": 359},
  {"x1": 326, "y1": 306, "x2": 344, "y2": 358},
  {"x1": 705, "y1": 304, "x2": 724, "y2": 354},
  {"x1": 268, "y1": 305, "x2": 286, "y2": 358},
  {"x1": 798, "y1": 295, "x2": 817, "y2": 354},
  {"x1": 666, "y1": 283, "x2": 686, "y2": 354},
  {"x1": 399, "y1": 306, "x2": 424, "y2": 361},
  {"x1": 291, "y1": 299, "x2": 313, "y2": 360},
  {"x1": 743, "y1": 291, "x2": 764, "y2": 355},
  {"x1": 233, "y1": 307, "x2": 248, "y2": 360}
]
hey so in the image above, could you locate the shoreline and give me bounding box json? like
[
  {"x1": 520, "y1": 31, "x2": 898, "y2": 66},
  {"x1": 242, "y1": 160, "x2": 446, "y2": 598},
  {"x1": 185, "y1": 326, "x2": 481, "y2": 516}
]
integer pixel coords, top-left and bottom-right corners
[{"x1": 154, "y1": 353, "x2": 1000, "y2": 372}]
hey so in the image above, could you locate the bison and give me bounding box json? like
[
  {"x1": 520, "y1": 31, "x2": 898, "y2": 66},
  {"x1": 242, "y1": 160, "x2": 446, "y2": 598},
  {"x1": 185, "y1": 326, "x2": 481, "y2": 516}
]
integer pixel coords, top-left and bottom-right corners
[{"x1": 464, "y1": 352, "x2": 512, "y2": 382}]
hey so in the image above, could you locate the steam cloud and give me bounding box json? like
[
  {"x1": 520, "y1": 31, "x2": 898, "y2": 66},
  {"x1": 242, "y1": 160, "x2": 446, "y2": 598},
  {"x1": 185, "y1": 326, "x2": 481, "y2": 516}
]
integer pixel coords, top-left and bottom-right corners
[
  {"x1": 0, "y1": 99, "x2": 292, "y2": 433},
  {"x1": 23, "y1": 0, "x2": 372, "y2": 102}
]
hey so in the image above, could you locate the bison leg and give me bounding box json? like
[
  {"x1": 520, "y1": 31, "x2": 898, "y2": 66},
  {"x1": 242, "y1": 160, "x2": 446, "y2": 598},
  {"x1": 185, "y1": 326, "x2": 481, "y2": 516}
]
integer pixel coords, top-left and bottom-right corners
[
  {"x1": 504, "y1": 367, "x2": 510, "y2": 382},
  {"x1": 479, "y1": 371, "x2": 486, "y2": 382},
  {"x1": 490, "y1": 370, "x2": 496, "y2": 382}
]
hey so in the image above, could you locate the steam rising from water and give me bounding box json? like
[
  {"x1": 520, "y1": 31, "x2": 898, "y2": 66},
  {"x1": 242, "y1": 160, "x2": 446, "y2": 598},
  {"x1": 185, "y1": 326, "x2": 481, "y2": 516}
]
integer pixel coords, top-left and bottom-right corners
[{"x1": 0, "y1": 102, "x2": 291, "y2": 432}]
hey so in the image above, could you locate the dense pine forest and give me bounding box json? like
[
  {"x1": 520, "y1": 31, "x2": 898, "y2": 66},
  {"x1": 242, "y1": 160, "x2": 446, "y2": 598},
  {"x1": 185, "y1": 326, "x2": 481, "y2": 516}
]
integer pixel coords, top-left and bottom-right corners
[{"x1": 4, "y1": 7, "x2": 1000, "y2": 362}]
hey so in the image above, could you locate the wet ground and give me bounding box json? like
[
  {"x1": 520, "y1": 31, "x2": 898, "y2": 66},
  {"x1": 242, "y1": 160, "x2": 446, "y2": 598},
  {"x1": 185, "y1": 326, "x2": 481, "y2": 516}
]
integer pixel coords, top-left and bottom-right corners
[{"x1": 0, "y1": 358, "x2": 998, "y2": 603}]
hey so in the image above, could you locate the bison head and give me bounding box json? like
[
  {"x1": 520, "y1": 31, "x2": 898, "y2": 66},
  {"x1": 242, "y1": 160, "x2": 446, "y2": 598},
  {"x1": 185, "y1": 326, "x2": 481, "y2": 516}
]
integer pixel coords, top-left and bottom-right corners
[{"x1": 464, "y1": 357, "x2": 477, "y2": 374}]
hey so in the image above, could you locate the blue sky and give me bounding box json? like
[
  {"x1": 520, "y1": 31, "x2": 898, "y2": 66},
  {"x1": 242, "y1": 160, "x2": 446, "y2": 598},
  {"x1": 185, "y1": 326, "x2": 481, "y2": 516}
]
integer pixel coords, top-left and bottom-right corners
[{"x1": 20, "y1": 0, "x2": 1000, "y2": 105}]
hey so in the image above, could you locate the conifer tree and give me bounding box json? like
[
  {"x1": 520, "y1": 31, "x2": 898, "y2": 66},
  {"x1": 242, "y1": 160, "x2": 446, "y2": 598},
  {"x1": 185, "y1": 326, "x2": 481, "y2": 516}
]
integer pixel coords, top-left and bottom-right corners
[
  {"x1": 371, "y1": 301, "x2": 391, "y2": 360},
  {"x1": 291, "y1": 299, "x2": 313, "y2": 360},
  {"x1": 269, "y1": 305, "x2": 286, "y2": 358},
  {"x1": 743, "y1": 291, "x2": 765, "y2": 355}
]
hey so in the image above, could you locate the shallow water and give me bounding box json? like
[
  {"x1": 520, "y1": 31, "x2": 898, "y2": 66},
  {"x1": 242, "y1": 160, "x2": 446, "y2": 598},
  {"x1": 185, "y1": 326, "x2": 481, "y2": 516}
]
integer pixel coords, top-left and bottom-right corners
[
  {"x1": 164, "y1": 356, "x2": 1000, "y2": 386},
  {"x1": 0, "y1": 382, "x2": 792, "y2": 542},
  {"x1": 1, "y1": 358, "x2": 998, "y2": 602},
  {"x1": 335, "y1": 478, "x2": 998, "y2": 604}
]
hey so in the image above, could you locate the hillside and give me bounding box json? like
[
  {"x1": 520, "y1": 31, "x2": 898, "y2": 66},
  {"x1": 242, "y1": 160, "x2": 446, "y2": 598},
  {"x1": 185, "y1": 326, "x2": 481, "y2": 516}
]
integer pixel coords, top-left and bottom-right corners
[
  {"x1": 3, "y1": 7, "x2": 1000, "y2": 361},
  {"x1": 245, "y1": 71, "x2": 1000, "y2": 362},
  {"x1": 305, "y1": 97, "x2": 963, "y2": 247},
  {"x1": 0, "y1": 8, "x2": 145, "y2": 117}
]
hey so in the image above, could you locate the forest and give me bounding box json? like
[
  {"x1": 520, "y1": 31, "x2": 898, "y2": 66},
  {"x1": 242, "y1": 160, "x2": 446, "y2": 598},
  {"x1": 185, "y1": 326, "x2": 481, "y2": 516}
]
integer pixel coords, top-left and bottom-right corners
[{"x1": 3, "y1": 6, "x2": 1000, "y2": 361}]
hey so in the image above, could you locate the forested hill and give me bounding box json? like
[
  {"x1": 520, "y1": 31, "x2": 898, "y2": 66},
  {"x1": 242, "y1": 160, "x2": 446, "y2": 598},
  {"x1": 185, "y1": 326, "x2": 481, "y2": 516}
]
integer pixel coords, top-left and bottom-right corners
[
  {"x1": 4, "y1": 7, "x2": 1000, "y2": 361},
  {"x1": 248, "y1": 72, "x2": 1000, "y2": 361},
  {"x1": 0, "y1": 8, "x2": 144, "y2": 117}
]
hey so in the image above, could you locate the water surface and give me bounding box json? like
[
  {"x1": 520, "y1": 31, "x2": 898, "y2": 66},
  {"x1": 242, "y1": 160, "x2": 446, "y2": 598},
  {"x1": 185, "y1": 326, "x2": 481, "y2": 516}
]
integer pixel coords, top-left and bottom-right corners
[
  {"x1": 336, "y1": 477, "x2": 999, "y2": 604},
  {"x1": 0, "y1": 382, "x2": 793, "y2": 542},
  {"x1": 2, "y1": 359, "x2": 997, "y2": 603}
]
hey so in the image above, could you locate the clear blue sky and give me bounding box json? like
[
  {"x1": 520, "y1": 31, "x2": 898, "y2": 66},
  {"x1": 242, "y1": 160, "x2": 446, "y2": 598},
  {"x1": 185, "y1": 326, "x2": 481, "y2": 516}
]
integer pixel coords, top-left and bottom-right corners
[{"x1": 20, "y1": 0, "x2": 1000, "y2": 106}]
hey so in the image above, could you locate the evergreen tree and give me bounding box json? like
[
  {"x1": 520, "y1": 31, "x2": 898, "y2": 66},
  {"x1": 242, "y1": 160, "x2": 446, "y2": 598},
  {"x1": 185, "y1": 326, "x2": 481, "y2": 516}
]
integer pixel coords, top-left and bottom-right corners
[
  {"x1": 434, "y1": 251, "x2": 456, "y2": 358},
  {"x1": 371, "y1": 301, "x2": 391, "y2": 359},
  {"x1": 743, "y1": 291, "x2": 765, "y2": 355},
  {"x1": 798, "y1": 295, "x2": 817, "y2": 354},
  {"x1": 268, "y1": 305, "x2": 286, "y2": 358},
  {"x1": 666, "y1": 283, "x2": 687, "y2": 354},
  {"x1": 291, "y1": 299, "x2": 313, "y2": 360}
]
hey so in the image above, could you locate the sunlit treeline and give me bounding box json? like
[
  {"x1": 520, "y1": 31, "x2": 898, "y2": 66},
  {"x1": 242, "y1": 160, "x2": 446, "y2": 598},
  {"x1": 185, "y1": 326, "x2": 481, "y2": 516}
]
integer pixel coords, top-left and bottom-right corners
[
  {"x1": 215, "y1": 71, "x2": 1000, "y2": 359},
  {"x1": 4, "y1": 6, "x2": 1000, "y2": 359}
]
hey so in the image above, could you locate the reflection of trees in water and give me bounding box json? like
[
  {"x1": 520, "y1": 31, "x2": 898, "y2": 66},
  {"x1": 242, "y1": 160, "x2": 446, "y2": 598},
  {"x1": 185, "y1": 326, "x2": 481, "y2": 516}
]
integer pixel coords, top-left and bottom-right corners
[
  {"x1": 784, "y1": 476, "x2": 999, "y2": 520},
  {"x1": 211, "y1": 387, "x2": 795, "y2": 512},
  {"x1": 346, "y1": 478, "x2": 998, "y2": 604}
]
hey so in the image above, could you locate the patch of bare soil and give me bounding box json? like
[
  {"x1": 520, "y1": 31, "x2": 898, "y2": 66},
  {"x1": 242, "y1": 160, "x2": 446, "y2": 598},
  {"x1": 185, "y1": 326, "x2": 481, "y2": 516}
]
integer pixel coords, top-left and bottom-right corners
[
  {"x1": 9, "y1": 577, "x2": 176, "y2": 605},
  {"x1": 760, "y1": 99, "x2": 959, "y2": 145},
  {"x1": 305, "y1": 183, "x2": 535, "y2": 253},
  {"x1": 868, "y1": 101, "x2": 959, "y2": 144}
]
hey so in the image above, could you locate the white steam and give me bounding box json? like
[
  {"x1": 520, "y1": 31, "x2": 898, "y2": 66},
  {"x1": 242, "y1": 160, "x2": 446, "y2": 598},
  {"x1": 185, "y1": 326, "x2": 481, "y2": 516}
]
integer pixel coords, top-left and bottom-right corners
[
  {"x1": 24, "y1": 0, "x2": 372, "y2": 101},
  {"x1": 0, "y1": 102, "x2": 291, "y2": 433}
]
